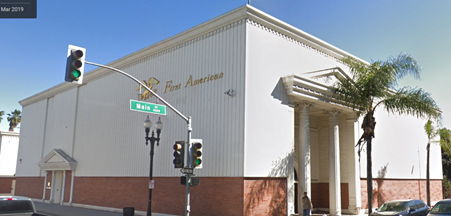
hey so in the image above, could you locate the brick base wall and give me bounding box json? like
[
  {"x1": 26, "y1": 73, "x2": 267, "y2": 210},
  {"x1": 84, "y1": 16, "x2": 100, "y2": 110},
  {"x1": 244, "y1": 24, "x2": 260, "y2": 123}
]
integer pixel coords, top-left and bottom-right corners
[
  {"x1": 14, "y1": 176, "x2": 286, "y2": 216},
  {"x1": 361, "y1": 179, "x2": 443, "y2": 208},
  {"x1": 15, "y1": 177, "x2": 44, "y2": 199},
  {"x1": 244, "y1": 178, "x2": 287, "y2": 216},
  {"x1": 0, "y1": 177, "x2": 15, "y2": 193}
]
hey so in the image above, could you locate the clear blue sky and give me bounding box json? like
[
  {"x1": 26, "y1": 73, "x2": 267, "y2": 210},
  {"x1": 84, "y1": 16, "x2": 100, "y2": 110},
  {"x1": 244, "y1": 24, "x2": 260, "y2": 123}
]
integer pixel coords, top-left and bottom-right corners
[{"x1": 1, "y1": 0, "x2": 451, "y2": 132}]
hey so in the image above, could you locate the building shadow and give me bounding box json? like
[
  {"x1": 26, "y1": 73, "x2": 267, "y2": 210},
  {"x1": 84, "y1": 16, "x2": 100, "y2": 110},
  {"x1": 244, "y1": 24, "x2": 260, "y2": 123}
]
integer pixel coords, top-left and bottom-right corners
[
  {"x1": 243, "y1": 150, "x2": 294, "y2": 215},
  {"x1": 375, "y1": 163, "x2": 389, "y2": 207}
]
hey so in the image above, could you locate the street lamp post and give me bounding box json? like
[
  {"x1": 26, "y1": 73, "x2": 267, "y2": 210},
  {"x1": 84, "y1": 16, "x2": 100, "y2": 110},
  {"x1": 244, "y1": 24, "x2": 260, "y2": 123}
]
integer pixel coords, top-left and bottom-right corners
[{"x1": 144, "y1": 115, "x2": 163, "y2": 216}]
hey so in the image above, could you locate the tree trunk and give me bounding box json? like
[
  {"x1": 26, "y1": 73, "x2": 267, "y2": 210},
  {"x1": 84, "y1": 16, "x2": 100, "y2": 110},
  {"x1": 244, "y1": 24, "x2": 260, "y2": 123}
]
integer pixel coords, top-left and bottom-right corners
[
  {"x1": 427, "y1": 142, "x2": 430, "y2": 206},
  {"x1": 367, "y1": 137, "x2": 373, "y2": 215}
]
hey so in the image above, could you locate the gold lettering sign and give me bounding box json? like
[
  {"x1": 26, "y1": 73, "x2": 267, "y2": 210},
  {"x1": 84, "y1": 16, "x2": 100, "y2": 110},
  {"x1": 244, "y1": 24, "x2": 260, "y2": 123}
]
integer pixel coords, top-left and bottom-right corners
[{"x1": 136, "y1": 73, "x2": 224, "y2": 101}]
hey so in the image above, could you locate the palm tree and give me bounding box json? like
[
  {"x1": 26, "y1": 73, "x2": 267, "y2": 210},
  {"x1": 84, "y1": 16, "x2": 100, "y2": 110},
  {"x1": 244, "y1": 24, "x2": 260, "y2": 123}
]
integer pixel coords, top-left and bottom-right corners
[
  {"x1": 332, "y1": 53, "x2": 440, "y2": 215},
  {"x1": 7, "y1": 109, "x2": 21, "y2": 132},
  {"x1": 0, "y1": 109, "x2": 4, "y2": 123},
  {"x1": 424, "y1": 120, "x2": 442, "y2": 207}
]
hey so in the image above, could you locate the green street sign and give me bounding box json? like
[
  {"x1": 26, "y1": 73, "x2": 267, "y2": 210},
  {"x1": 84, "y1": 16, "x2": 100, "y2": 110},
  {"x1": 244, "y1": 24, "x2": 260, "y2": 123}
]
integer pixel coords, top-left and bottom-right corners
[{"x1": 130, "y1": 100, "x2": 166, "y2": 115}]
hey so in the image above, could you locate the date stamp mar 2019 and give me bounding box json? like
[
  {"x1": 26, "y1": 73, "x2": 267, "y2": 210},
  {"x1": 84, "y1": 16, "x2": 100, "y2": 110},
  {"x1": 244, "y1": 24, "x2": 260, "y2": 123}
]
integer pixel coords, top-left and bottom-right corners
[{"x1": 0, "y1": 0, "x2": 37, "y2": 18}]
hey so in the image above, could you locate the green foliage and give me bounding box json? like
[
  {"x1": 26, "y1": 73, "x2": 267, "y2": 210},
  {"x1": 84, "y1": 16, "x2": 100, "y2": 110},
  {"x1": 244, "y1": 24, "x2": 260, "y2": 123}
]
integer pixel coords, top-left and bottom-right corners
[
  {"x1": 7, "y1": 109, "x2": 21, "y2": 132},
  {"x1": 441, "y1": 128, "x2": 451, "y2": 156},
  {"x1": 443, "y1": 176, "x2": 451, "y2": 198},
  {"x1": 332, "y1": 53, "x2": 441, "y2": 215},
  {"x1": 335, "y1": 53, "x2": 440, "y2": 120},
  {"x1": 0, "y1": 109, "x2": 3, "y2": 123}
]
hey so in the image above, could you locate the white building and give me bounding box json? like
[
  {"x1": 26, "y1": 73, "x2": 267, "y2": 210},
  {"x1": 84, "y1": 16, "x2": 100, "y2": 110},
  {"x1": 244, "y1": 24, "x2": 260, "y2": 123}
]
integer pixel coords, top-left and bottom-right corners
[
  {"x1": 0, "y1": 131, "x2": 19, "y2": 195},
  {"x1": 13, "y1": 5, "x2": 442, "y2": 216}
]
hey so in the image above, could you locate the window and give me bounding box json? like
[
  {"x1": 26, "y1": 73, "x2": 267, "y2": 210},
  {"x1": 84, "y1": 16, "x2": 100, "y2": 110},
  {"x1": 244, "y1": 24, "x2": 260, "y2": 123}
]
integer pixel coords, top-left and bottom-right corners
[{"x1": 415, "y1": 200, "x2": 425, "y2": 209}]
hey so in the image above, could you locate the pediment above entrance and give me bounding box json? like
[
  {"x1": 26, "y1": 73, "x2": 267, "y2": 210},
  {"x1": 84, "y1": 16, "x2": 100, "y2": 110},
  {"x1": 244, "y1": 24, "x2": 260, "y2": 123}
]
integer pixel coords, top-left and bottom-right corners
[
  {"x1": 38, "y1": 149, "x2": 77, "y2": 171},
  {"x1": 282, "y1": 67, "x2": 356, "y2": 115}
]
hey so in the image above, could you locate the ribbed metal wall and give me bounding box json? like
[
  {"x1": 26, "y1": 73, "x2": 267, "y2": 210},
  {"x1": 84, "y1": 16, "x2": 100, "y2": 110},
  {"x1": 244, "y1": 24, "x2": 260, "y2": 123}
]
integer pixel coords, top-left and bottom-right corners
[
  {"x1": 42, "y1": 88, "x2": 78, "y2": 158},
  {"x1": 72, "y1": 20, "x2": 246, "y2": 177},
  {"x1": 16, "y1": 99, "x2": 48, "y2": 176}
]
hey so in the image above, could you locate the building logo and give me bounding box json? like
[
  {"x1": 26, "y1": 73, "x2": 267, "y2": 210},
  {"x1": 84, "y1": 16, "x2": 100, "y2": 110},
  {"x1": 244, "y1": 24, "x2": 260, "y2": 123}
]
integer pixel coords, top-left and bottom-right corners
[
  {"x1": 136, "y1": 73, "x2": 224, "y2": 101},
  {"x1": 136, "y1": 77, "x2": 160, "y2": 101}
]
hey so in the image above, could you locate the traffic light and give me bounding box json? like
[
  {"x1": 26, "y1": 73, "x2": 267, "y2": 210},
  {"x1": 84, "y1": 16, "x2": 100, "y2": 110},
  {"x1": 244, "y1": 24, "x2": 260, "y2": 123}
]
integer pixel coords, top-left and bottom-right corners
[
  {"x1": 191, "y1": 139, "x2": 202, "y2": 169},
  {"x1": 65, "y1": 45, "x2": 86, "y2": 84},
  {"x1": 173, "y1": 141, "x2": 185, "y2": 168}
]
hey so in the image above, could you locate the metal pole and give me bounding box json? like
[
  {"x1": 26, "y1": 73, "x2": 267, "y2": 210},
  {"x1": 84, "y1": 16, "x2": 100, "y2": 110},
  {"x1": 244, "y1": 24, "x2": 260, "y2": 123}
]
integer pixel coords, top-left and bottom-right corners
[
  {"x1": 147, "y1": 131, "x2": 154, "y2": 216},
  {"x1": 85, "y1": 61, "x2": 189, "y2": 123},
  {"x1": 185, "y1": 116, "x2": 192, "y2": 216},
  {"x1": 84, "y1": 61, "x2": 193, "y2": 215}
]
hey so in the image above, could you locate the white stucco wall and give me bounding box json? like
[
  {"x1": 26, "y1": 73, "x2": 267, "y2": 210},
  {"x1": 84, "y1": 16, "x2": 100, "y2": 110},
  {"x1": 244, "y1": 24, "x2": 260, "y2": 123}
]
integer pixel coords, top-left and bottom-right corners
[
  {"x1": 244, "y1": 19, "x2": 352, "y2": 177},
  {"x1": 359, "y1": 111, "x2": 443, "y2": 179},
  {"x1": 0, "y1": 131, "x2": 20, "y2": 176}
]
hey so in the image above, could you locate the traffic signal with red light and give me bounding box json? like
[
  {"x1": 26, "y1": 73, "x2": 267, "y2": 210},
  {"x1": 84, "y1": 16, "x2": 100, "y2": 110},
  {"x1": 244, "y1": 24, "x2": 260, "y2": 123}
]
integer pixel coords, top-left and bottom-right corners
[
  {"x1": 191, "y1": 139, "x2": 202, "y2": 169},
  {"x1": 173, "y1": 141, "x2": 185, "y2": 168},
  {"x1": 65, "y1": 45, "x2": 86, "y2": 84}
]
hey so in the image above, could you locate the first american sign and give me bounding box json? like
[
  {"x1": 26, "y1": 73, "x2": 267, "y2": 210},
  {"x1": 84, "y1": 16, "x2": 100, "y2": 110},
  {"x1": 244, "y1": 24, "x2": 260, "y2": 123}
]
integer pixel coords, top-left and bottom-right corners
[{"x1": 130, "y1": 100, "x2": 166, "y2": 115}]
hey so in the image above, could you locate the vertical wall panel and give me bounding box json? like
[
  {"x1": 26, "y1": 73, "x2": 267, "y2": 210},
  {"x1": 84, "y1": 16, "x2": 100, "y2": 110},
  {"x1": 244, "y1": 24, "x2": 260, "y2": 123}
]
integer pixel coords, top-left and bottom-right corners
[
  {"x1": 16, "y1": 100, "x2": 48, "y2": 176},
  {"x1": 71, "y1": 21, "x2": 246, "y2": 177},
  {"x1": 42, "y1": 88, "x2": 78, "y2": 158}
]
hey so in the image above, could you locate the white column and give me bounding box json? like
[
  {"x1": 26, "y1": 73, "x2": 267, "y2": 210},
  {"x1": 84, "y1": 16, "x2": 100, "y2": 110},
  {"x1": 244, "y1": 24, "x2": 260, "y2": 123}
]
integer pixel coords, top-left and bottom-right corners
[
  {"x1": 325, "y1": 109, "x2": 342, "y2": 216},
  {"x1": 49, "y1": 171, "x2": 55, "y2": 204},
  {"x1": 69, "y1": 170, "x2": 75, "y2": 205},
  {"x1": 298, "y1": 101, "x2": 314, "y2": 210},
  {"x1": 60, "y1": 171, "x2": 66, "y2": 205},
  {"x1": 347, "y1": 115, "x2": 361, "y2": 214},
  {"x1": 42, "y1": 171, "x2": 47, "y2": 202}
]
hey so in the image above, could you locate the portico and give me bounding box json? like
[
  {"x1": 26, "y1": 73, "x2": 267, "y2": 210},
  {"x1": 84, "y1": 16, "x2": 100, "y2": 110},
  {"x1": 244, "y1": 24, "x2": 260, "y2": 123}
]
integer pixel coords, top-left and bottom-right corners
[
  {"x1": 38, "y1": 149, "x2": 77, "y2": 205},
  {"x1": 283, "y1": 68, "x2": 362, "y2": 215}
]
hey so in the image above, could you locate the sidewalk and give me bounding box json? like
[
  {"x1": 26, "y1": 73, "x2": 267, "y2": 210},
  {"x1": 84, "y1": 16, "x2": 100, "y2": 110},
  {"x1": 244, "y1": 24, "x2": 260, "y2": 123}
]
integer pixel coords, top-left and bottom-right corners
[
  {"x1": 34, "y1": 201, "x2": 178, "y2": 216},
  {"x1": 34, "y1": 202, "x2": 123, "y2": 216}
]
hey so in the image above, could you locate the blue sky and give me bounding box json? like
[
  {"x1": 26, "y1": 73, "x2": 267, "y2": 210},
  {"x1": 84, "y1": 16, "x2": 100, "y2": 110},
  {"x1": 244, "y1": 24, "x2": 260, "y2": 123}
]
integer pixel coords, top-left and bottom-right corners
[{"x1": 1, "y1": 0, "x2": 451, "y2": 131}]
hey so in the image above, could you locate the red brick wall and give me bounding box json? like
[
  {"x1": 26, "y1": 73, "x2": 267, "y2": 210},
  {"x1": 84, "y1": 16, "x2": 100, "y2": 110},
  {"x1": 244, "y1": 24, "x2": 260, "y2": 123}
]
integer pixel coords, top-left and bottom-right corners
[
  {"x1": 244, "y1": 178, "x2": 287, "y2": 216},
  {"x1": 189, "y1": 177, "x2": 244, "y2": 216},
  {"x1": 73, "y1": 177, "x2": 148, "y2": 211},
  {"x1": 360, "y1": 179, "x2": 443, "y2": 208},
  {"x1": 63, "y1": 171, "x2": 72, "y2": 202},
  {"x1": 14, "y1": 177, "x2": 44, "y2": 199},
  {"x1": 73, "y1": 177, "x2": 247, "y2": 216},
  {"x1": 0, "y1": 177, "x2": 15, "y2": 193},
  {"x1": 15, "y1": 176, "x2": 287, "y2": 216},
  {"x1": 311, "y1": 183, "x2": 349, "y2": 209}
]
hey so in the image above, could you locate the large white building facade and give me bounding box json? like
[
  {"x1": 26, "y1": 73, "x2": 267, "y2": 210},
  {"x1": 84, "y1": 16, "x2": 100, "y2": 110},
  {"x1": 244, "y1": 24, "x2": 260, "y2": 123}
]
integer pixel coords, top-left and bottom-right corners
[
  {"x1": 0, "y1": 131, "x2": 19, "y2": 195},
  {"x1": 14, "y1": 5, "x2": 443, "y2": 216}
]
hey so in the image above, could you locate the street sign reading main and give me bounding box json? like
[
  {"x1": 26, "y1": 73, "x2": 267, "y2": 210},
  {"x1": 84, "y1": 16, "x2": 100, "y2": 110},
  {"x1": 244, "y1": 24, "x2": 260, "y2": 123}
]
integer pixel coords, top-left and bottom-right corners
[{"x1": 130, "y1": 100, "x2": 166, "y2": 115}]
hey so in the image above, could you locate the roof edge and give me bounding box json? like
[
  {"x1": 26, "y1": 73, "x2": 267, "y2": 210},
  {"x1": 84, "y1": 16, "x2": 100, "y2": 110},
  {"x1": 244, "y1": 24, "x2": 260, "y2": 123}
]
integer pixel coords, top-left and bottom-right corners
[{"x1": 20, "y1": 4, "x2": 366, "y2": 107}]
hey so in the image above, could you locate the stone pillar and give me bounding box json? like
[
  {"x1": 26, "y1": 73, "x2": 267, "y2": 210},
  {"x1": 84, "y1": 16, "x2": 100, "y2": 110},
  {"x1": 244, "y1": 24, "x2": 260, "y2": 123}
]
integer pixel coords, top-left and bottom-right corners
[
  {"x1": 49, "y1": 171, "x2": 55, "y2": 204},
  {"x1": 297, "y1": 101, "x2": 314, "y2": 210},
  {"x1": 42, "y1": 171, "x2": 47, "y2": 202},
  {"x1": 60, "y1": 171, "x2": 66, "y2": 205},
  {"x1": 347, "y1": 114, "x2": 361, "y2": 214},
  {"x1": 325, "y1": 109, "x2": 342, "y2": 216}
]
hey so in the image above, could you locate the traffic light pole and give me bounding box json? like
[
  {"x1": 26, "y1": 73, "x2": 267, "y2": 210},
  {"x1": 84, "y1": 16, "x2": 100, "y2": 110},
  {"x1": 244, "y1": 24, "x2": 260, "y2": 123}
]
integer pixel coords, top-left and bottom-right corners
[{"x1": 85, "y1": 61, "x2": 193, "y2": 216}]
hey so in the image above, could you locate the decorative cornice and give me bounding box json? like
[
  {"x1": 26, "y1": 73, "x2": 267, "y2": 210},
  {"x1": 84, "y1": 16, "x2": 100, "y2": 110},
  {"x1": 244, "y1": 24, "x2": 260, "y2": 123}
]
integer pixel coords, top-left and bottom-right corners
[
  {"x1": 19, "y1": 4, "x2": 366, "y2": 107},
  {"x1": 247, "y1": 19, "x2": 342, "y2": 63},
  {"x1": 324, "y1": 109, "x2": 342, "y2": 116},
  {"x1": 295, "y1": 101, "x2": 315, "y2": 109},
  {"x1": 0, "y1": 131, "x2": 20, "y2": 137}
]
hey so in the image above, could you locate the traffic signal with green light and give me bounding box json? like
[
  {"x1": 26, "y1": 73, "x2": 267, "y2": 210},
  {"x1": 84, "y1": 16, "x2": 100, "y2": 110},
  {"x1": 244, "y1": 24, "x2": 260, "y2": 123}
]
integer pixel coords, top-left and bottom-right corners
[
  {"x1": 191, "y1": 139, "x2": 202, "y2": 169},
  {"x1": 173, "y1": 141, "x2": 185, "y2": 168},
  {"x1": 65, "y1": 45, "x2": 86, "y2": 84}
]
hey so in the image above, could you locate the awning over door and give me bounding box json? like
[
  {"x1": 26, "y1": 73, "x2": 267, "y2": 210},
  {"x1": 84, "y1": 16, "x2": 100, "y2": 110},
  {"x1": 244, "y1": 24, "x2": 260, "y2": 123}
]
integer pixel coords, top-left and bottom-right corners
[{"x1": 38, "y1": 149, "x2": 77, "y2": 171}]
